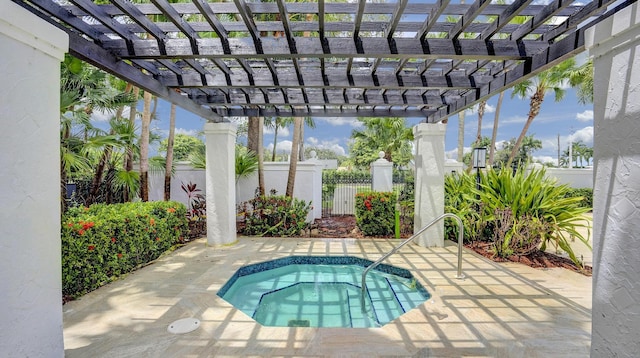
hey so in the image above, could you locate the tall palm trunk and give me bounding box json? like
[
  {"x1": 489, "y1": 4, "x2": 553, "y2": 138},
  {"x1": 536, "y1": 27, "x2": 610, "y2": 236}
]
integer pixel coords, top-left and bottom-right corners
[
  {"x1": 124, "y1": 86, "x2": 139, "y2": 173},
  {"x1": 271, "y1": 118, "x2": 279, "y2": 161},
  {"x1": 457, "y1": 111, "x2": 465, "y2": 161},
  {"x1": 476, "y1": 100, "x2": 486, "y2": 145},
  {"x1": 285, "y1": 117, "x2": 303, "y2": 197},
  {"x1": 298, "y1": 122, "x2": 305, "y2": 161},
  {"x1": 507, "y1": 88, "x2": 545, "y2": 167},
  {"x1": 139, "y1": 91, "x2": 152, "y2": 201},
  {"x1": 164, "y1": 103, "x2": 176, "y2": 200},
  {"x1": 247, "y1": 116, "x2": 265, "y2": 195},
  {"x1": 489, "y1": 91, "x2": 504, "y2": 167}
]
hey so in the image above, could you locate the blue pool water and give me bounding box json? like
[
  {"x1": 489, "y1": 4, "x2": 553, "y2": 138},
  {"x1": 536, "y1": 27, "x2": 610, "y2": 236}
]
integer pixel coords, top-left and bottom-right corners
[{"x1": 218, "y1": 256, "x2": 430, "y2": 328}]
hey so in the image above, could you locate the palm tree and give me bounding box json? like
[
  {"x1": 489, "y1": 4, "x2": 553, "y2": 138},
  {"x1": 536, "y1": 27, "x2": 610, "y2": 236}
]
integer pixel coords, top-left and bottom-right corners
[
  {"x1": 285, "y1": 117, "x2": 303, "y2": 197},
  {"x1": 507, "y1": 59, "x2": 576, "y2": 167},
  {"x1": 60, "y1": 55, "x2": 134, "y2": 208},
  {"x1": 247, "y1": 116, "x2": 265, "y2": 195},
  {"x1": 269, "y1": 116, "x2": 293, "y2": 161},
  {"x1": 475, "y1": 100, "x2": 486, "y2": 145},
  {"x1": 297, "y1": 116, "x2": 316, "y2": 161},
  {"x1": 139, "y1": 91, "x2": 152, "y2": 201},
  {"x1": 164, "y1": 103, "x2": 176, "y2": 200},
  {"x1": 488, "y1": 92, "x2": 504, "y2": 167},
  {"x1": 569, "y1": 59, "x2": 594, "y2": 105},
  {"x1": 351, "y1": 117, "x2": 414, "y2": 165}
]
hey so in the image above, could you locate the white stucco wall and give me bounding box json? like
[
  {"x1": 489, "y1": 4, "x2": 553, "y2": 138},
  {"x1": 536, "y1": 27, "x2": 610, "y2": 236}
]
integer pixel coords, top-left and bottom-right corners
[
  {"x1": 527, "y1": 164, "x2": 593, "y2": 189},
  {"x1": 0, "y1": 2, "x2": 68, "y2": 357},
  {"x1": 148, "y1": 162, "x2": 207, "y2": 207},
  {"x1": 413, "y1": 123, "x2": 447, "y2": 247},
  {"x1": 586, "y1": 3, "x2": 640, "y2": 356},
  {"x1": 236, "y1": 161, "x2": 324, "y2": 221}
]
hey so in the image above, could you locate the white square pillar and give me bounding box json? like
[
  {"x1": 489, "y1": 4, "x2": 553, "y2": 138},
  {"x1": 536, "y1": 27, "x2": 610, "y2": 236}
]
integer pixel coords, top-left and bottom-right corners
[
  {"x1": 0, "y1": 2, "x2": 68, "y2": 357},
  {"x1": 204, "y1": 122, "x2": 237, "y2": 246},
  {"x1": 413, "y1": 123, "x2": 447, "y2": 247},
  {"x1": 371, "y1": 152, "x2": 393, "y2": 192},
  {"x1": 585, "y1": 3, "x2": 640, "y2": 356}
]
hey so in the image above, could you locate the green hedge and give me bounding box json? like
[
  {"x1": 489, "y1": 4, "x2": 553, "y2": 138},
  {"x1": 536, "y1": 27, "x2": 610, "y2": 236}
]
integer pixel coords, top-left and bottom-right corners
[
  {"x1": 563, "y1": 188, "x2": 593, "y2": 209},
  {"x1": 355, "y1": 191, "x2": 396, "y2": 236},
  {"x1": 61, "y1": 201, "x2": 189, "y2": 298}
]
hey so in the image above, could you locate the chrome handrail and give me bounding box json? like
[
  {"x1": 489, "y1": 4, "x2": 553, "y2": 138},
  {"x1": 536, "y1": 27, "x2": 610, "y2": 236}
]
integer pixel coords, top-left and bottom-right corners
[{"x1": 360, "y1": 213, "x2": 465, "y2": 310}]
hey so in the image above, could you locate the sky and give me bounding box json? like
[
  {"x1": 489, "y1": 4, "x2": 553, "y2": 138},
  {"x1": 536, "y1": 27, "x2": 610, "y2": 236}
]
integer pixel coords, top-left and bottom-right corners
[{"x1": 94, "y1": 84, "x2": 592, "y2": 167}]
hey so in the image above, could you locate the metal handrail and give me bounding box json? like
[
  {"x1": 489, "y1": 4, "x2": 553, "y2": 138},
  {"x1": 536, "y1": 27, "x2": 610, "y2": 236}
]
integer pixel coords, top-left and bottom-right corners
[{"x1": 360, "y1": 213, "x2": 465, "y2": 310}]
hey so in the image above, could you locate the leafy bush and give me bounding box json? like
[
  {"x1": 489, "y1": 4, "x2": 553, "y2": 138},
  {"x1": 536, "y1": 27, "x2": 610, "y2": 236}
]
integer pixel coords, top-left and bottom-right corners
[
  {"x1": 241, "y1": 195, "x2": 311, "y2": 236},
  {"x1": 61, "y1": 201, "x2": 188, "y2": 299},
  {"x1": 355, "y1": 191, "x2": 396, "y2": 236},
  {"x1": 444, "y1": 173, "x2": 482, "y2": 243},
  {"x1": 444, "y1": 167, "x2": 591, "y2": 267},
  {"x1": 563, "y1": 188, "x2": 593, "y2": 209}
]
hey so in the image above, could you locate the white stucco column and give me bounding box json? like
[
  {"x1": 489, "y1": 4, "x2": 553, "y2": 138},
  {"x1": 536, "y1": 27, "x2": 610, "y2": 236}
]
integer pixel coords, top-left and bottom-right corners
[
  {"x1": 371, "y1": 151, "x2": 393, "y2": 192},
  {"x1": 0, "y1": 2, "x2": 68, "y2": 357},
  {"x1": 585, "y1": 3, "x2": 640, "y2": 357},
  {"x1": 413, "y1": 123, "x2": 447, "y2": 247},
  {"x1": 204, "y1": 122, "x2": 237, "y2": 246}
]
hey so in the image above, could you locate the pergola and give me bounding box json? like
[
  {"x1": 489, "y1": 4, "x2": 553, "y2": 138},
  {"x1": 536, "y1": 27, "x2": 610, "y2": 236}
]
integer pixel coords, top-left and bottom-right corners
[
  {"x1": 12, "y1": 0, "x2": 622, "y2": 121},
  {"x1": 2, "y1": 0, "x2": 640, "y2": 357}
]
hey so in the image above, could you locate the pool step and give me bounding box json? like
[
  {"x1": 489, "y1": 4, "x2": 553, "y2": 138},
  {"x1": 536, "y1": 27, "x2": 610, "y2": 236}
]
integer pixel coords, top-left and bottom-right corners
[{"x1": 365, "y1": 279, "x2": 405, "y2": 325}]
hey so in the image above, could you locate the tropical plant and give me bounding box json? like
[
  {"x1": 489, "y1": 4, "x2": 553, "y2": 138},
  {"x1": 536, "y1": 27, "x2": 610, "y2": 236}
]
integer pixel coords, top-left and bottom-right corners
[
  {"x1": 569, "y1": 59, "x2": 594, "y2": 105},
  {"x1": 159, "y1": 134, "x2": 205, "y2": 161},
  {"x1": 350, "y1": 117, "x2": 414, "y2": 167},
  {"x1": 181, "y1": 182, "x2": 206, "y2": 220},
  {"x1": 508, "y1": 58, "x2": 576, "y2": 166},
  {"x1": 445, "y1": 167, "x2": 591, "y2": 267},
  {"x1": 478, "y1": 167, "x2": 590, "y2": 265},
  {"x1": 235, "y1": 145, "x2": 259, "y2": 182}
]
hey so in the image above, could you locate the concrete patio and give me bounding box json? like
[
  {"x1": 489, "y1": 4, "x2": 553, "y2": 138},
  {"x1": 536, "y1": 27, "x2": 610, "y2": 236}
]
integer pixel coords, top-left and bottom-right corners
[{"x1": 63, "y1": 236, "x2": 592, "y2": 357}]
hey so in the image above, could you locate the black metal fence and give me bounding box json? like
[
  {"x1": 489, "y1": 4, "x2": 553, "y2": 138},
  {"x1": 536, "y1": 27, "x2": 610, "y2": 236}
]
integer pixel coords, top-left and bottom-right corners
[{"x1": 321, "y1": 170, "x2": 414, "y2": 220}]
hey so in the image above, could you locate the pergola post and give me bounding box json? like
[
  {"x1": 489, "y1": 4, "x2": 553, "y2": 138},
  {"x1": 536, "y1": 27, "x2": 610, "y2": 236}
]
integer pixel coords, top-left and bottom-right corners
[
  {"x1": 203, "y1": 122, "x2": 237, "y2": 246},
  {"x1": 586, "y1": 4, "x2": 640, "y2": 356},
  {"x1": 413, "y1": 123, "x2": 447, "y2": 247},
  {"x1": 0, "y1": 2, "x2": 68, "y2": 356}
]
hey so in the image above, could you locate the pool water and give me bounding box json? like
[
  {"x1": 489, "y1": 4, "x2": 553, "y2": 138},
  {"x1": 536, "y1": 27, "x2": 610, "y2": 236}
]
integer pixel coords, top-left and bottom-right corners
[{"x1": 218, "y1": 256, "x2": 430, "y2": 328}]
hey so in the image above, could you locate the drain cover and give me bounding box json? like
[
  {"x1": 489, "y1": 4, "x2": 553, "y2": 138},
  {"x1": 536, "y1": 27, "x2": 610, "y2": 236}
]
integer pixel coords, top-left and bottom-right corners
[{"x1": 168, "y1": 318, "x2": 200, "y2": 334}]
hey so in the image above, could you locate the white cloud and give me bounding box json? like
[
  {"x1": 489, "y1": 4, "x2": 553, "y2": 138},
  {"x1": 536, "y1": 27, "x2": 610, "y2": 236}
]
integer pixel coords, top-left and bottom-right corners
[
  {"x1": 533, "y1": 155, "x2": 558, "y2": 166},
  {"x1": 315, "y1": 117, "x2": 363, "y2": 127},
  {"x1": 466, "y1": 103, "x2": 496, "y2": 114},
  {"x1": 576, "y1": 110, "x2": 594, "y2": 122},
  {"x1": 306, "y1": 137, "x2": 347, "y2": 156},
  {"x1": 540, "y1": 126, "x2": 594, "y2": 155},
  {"x1": 570, "y1": 126, "x2": 594, "y2": 145},
  {"x1": 264, "y1": 125, "x2": 290, "y2": 137},
  {"x1": 273, "y1": 140, "x2": 293, "y2": 153},
  {"x1": 501, "y1": 115, "x2": 528, "y2": 125}
]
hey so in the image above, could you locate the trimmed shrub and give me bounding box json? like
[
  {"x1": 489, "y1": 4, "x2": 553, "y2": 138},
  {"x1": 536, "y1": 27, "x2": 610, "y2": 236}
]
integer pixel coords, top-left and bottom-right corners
[
  {"x1": 61, "y1": 201, "x2": 188, "y2": 299},
  {"x1": 355, "y1": 191, "x2": 396, "y2": 236},
  {"x1": 563, "y1": 187, "x2": 593, "y2": 209},
  {"x1": 241, "y1": 195, "x2": 311, "y2": 236}
]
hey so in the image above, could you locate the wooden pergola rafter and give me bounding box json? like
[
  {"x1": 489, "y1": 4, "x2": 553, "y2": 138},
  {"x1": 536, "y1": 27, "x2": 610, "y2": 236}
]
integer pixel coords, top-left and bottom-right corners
[{"x1": 13, "y1": 0, "x2": 628, "y2": 122}]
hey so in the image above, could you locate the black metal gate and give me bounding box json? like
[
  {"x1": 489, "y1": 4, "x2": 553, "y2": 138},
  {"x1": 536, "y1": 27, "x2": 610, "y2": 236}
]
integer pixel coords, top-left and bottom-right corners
[
  {"x1": 321, "y1": 170, "x2": 413, "y2": 217},
  {"x1": 321, "y1": 171, "x2": 371, "y2": 217}
]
